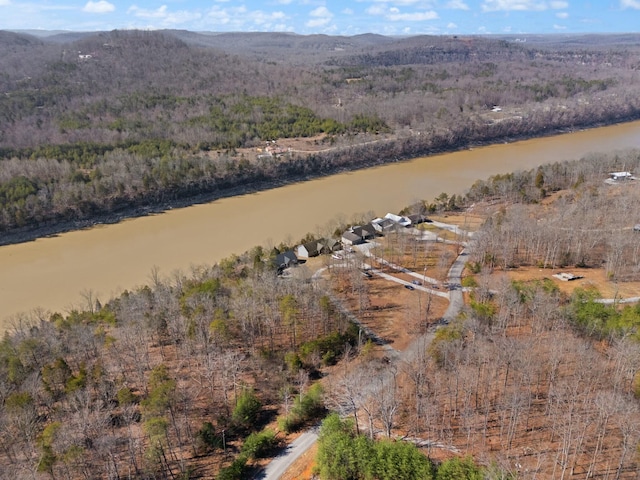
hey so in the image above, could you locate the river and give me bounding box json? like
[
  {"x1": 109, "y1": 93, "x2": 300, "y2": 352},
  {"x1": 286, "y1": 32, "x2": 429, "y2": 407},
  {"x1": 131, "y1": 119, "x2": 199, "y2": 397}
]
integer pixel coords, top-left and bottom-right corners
[{"x1": 1, "y1": 121, "x2": 640, "y2": 329}]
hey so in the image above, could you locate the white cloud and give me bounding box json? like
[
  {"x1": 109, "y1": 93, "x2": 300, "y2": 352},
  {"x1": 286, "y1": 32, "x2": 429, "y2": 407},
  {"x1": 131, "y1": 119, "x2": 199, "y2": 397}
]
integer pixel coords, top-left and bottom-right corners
[
  {"x1": 203, "y1": 5, "x2": 290, "y2": 30},
  {"x1": 556, "y1": 11, "x2": 568, "y2": 18},
  {"x1": 128, "y1": 5, "x2": 168, "y2": 19},
  {"x1": 305, "y1": 6, "x2": 333, "y2": 27},
  {"x1": 365, "y1": 4, "x2": 387, "y2": 15},
  {"x1": 309, "y1": 6, "x2": 332, "y2": 17},
  {"x1": 365, "y1": 3, "x2": 439, "y2": 21},
  {"x1": 342, "y1": 7, "x2": 354, "y2": 14},
  {"x1": 621, "y1": 0, "x2": 640, "y2": 8},
  {"x1": 387, "y1": 10, "x2": 438, "y2": 20},
  {"x1": 127, "y1": 4, "x2": 202, "y2": 26},
  {"x1": 0, "y1": 0, "x2": 11, "y2": 6},
  {"x1": 553, "y1": 23, "x2": 567, "y2": 29},
  {"x1": 481, "y1": 0, "x2": 551, "y2": 11},
  {"x1": 447, "y1": 22, "x2": 458, "y2": 28},
  {"x1": 445, "y1": 0, "x2": 469, "y2": 10},
  {"x1": 365, "y1": 0, "x2": 430, "y2": 5},
  {"x1": 549, "y1": 1, "x2": 568, "y2": 8},
  {"x1": 83, "y1": 1, "x2": 115, "y2": 13},
  {"x1": 305, "y1": 17, "x2": 330, "y2": 27}
]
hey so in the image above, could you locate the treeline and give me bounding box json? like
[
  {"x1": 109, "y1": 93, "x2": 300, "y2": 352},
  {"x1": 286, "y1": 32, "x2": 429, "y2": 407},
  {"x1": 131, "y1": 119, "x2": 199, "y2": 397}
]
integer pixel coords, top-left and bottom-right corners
[{"x1": 3, "y1": 103, "x2": 640, "y2": 241}]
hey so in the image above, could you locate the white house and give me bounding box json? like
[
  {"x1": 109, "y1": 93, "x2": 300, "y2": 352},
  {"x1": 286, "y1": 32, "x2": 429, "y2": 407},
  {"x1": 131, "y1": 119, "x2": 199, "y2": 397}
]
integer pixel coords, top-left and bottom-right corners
[
  {"x1": 384, "y1": 213, "x2": 411, "y2": 227},
  {"x1": 609, "y1": 171, "x2": 633, "y2": 181}
]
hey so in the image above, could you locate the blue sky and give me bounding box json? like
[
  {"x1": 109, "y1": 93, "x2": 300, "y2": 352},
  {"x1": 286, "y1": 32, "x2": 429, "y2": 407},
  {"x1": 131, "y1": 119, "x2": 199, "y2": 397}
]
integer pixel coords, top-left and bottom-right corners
[{"x1": 1, "y1": 0, "x2": 639, "y2": 36}]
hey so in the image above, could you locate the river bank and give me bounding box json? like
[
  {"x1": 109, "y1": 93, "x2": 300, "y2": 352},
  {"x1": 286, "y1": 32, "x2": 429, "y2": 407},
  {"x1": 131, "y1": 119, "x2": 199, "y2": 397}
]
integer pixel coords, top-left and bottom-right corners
[
  {"x1": 3, "y1": 112, "x2": 640, "y2": 248},
  {"x1": 2, "y1": 120, "x2": 640, "y2": 325}
]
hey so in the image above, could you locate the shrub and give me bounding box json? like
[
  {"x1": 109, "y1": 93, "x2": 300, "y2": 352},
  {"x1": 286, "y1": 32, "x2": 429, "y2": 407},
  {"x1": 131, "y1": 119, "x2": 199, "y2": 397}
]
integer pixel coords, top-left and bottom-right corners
[
  {"x1": 461, "y1": 276, "x2": 478, "y2": 288},
  {"x1": 278, "y1": 383, "x2": 325, "y2": 434},
  {"x1": 232, "y1": 389, "x2": 261, "y2": 430},
  {"x1": 117, "y1": 386, "x2": 138, "y2": 405},
  {"x1": 195, "y1": 422, "x2": 221, "y2": 454},
  {"x1": 436, "y1": 456, "x2": 483, "y2": 480},
  {"x1": 216, "y1": 453, "x2": 248, "y2": 480},
  {"x1": 241, "y1": 429, "x2": 278, "y2": 459}
]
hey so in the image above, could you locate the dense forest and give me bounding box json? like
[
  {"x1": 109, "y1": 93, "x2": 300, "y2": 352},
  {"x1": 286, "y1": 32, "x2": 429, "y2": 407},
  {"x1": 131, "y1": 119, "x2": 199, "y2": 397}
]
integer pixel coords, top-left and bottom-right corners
[
  {"x1": 2, "y1": 150, "x2": 640, "y2": 478},
  {"x1": 2, "y1": 30, "x2": 640, "y2": 241}
]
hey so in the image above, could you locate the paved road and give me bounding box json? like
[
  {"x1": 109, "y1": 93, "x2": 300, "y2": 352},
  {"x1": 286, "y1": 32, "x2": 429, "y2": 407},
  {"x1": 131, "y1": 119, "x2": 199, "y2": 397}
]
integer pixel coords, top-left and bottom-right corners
[
  {"x1": 444, "y1": 246, "x2": 468, "y2": 322},
  {"x1": 256, "y1": 427, "x2": 319, "y2": 479}
]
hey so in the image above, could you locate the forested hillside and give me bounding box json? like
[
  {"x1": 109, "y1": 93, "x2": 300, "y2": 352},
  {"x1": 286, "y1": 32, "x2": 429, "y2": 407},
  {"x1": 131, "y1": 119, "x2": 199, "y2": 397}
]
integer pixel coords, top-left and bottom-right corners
[{"x1": 2, "y1": 30, "x2": 640, "y2": 240}]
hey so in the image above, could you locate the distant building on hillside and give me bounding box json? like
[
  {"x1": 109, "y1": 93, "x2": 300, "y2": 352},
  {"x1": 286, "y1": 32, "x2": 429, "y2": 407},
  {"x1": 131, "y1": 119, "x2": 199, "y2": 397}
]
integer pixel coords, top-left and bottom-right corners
[{"x1": 609, "y1": 171, "x2": 633, "y2": 181}]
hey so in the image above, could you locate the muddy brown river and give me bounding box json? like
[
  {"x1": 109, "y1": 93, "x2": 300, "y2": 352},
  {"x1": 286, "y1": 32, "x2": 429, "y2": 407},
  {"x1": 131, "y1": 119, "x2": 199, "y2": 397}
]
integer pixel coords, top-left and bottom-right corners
[{"x1": 2, "y1": 121, "x2": 640, "y2": 329}]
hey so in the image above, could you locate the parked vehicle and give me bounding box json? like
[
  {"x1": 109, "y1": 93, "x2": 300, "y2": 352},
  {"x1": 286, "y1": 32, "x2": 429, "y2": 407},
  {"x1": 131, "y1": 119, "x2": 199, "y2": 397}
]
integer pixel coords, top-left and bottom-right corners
[{"x1": 404, "y1": 284, "x2": 415, "y2": 290}]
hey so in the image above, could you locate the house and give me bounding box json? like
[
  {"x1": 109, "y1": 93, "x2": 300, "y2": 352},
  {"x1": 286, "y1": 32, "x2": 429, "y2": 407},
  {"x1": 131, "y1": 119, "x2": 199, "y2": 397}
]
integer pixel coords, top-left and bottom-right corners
[
  {"x1": 384, "y1": 213, "x2": 411, "y2": 227},
  {"x1": 341, "y1": 230, "x2": 364, "y2": 246},
  {"x1": 352, "y1": 223, "x2": 376, "y2": 240},
  {"x1": 274, "y1": 251, "x2": 298, "y2": 272},
  {"x1": 372, "y1": 217, "x2": 397, "y2": 233},
  {"x1": 296, "y1": 242, "x2": 320, "y2": 259},
  {"x1": 609, "y1": 171, "x2": 633, "y2": 181},
  {"x1": 322, "y1": 238, "x2": 342, "y2": 253}
]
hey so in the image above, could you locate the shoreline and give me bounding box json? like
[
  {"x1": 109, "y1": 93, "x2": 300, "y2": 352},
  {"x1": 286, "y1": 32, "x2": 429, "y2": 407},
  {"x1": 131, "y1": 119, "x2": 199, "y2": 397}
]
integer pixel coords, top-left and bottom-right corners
[{"x1": 2, "y1": 115, "x2": 640, "y2": 248}]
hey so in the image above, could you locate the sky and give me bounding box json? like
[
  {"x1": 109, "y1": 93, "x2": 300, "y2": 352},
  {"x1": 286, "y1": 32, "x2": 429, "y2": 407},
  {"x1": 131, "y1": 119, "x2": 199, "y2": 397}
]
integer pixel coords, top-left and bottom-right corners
[{"x1": 1, "y1": 0, "x2": 639, "y2": 37}]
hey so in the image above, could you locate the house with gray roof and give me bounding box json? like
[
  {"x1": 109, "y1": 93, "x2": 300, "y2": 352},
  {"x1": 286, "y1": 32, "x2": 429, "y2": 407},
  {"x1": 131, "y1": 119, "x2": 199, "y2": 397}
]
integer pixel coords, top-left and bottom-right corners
[{"x1": 342, "y1": 230, "x2": 364, "y2": 246}]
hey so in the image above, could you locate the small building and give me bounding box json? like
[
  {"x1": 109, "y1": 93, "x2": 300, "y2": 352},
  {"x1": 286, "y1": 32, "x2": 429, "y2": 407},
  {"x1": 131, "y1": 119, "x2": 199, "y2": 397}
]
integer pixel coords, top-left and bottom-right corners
[
  {"x1": 552, "y1": 272, "x2": 583, "y2": 282},
  {"x1": 609, "y1": 171, "x2": 633, "y2": 181}
]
